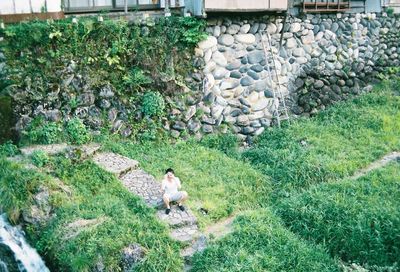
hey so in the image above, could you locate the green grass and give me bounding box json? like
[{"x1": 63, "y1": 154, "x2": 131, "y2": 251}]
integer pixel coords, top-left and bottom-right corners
[
  {"x1": 243, "y1": 82, "x2": 400, "y2": 194},
  {"x1": 275, "y1": 162, "x2": 400, "y2": 268},
  {"x1": 191, "y1": 209, "x2": 339, "y2": 272},
  {"x1": 102, "y1": 140, "x2": 271, "y2": 227},
  {"x1": 1, "y1": 156, "x2": 182, "y2": 272},
  {"x1": 0, "y1": 158, "x2": 49, "y2": 224}
]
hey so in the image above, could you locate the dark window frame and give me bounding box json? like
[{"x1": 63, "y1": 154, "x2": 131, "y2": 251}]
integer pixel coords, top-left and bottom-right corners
[{"x1": 64, "y1": 0, "x2": 161, "y2": 13}]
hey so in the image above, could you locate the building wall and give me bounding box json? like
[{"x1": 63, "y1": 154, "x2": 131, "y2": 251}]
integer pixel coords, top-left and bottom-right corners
[
  {"x1": 204, "y1": 0, "x2": 288, "y2": 12},
  {"x1": 0, "y1": 0, "x2": 61, "y2": 14},
  {"x1": 383, "y1": 0, "x2": 400, "y2": 13}
]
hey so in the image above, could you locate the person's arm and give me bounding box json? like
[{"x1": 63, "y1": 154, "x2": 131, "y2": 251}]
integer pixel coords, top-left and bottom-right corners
[
  {"x1": 161, "y1": 179, "x2": 166, "y2": 193},
  {"x1": 176, "y1": 178, "x2": 182, "y2": 190}
]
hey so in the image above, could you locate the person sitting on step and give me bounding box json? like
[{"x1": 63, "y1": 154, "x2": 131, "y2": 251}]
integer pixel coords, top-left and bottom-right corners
[{"x1": 161, "y1": 168, "x2": 188, "y2": 215}]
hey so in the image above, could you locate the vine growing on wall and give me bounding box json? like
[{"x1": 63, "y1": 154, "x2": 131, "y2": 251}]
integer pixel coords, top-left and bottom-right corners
[{"x1": 0, "y1": 15, "x2": 206, "y2": 142}]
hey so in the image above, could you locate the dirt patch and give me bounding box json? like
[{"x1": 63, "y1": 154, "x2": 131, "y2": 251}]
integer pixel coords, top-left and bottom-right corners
[
  {"x1": 350, "y1": 151, "x2": 400, "y2": 180},
  {"x1": 204, "y1": 215, "x2": 235, "y2": 239},
  {"x1": 64, "y1": 217, "x2": 108, "y2": 240}
]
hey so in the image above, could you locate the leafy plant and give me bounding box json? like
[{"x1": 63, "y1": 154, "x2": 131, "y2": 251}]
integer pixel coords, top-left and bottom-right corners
[
  {"x1": 66, "y1": 118, "x2": 90, "y2": 145},
  {"x1": 141, "y1": 91, "x2": 165, "y2": 118},
  {"x1": 30, "y1": 150, "x2": 50, "y2": 167},
  {"x1": 0, "y1": 141, "x2": 19, "y2": 157},
  {"x1": 123, "y1": 67, "x2": 152, "y2": 91},
  {"x1": 22, "y1": 118, "x2": 63, "y2": 145}
]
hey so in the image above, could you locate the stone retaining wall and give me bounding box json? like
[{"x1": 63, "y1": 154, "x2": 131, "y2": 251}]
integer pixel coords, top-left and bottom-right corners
[
  {"x1": 3, "y1": 14, "x2": 400, "y2": 142},
  {"x1": 177, "y1": 13, "x2": 400, "y2": 140}
]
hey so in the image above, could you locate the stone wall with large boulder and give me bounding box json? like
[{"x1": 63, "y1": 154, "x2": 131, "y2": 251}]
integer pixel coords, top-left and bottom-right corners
[{"x1": 179, "y1": 13, "x2": 400, "y2": 140}]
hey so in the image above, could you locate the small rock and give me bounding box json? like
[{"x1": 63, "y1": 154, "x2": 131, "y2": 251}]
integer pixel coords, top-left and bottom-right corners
[
  {"x1": 218, "y1": 34, "x2": 235, "y2": 46},
  {"x1": 252, "y1": 98, "x2": 270, "y2": 111},
  {"x1": 220, "y1": 79, "x2": 240, "y2": 90},
  {"x1": 230, "y1": 71, "x2": 242, "y2": 79},
  {"x1": 227, "y1": 24, "x2": 241, "y2": 35},
  {"x1": 202, "y1": 124, "x2": 213, "y2": 133},
  {"x1": 240, "y1": 76, "x2": 254, "y2": 86},
  {"x1": 235, "y1": 34, "x2": 256, "y2": 44},
  {"x1": 198, "y1": 36, "x2": 218, "y2": 50},
  {"x1": 240, "y1": 24, "x2": 251, "y2": 34}
]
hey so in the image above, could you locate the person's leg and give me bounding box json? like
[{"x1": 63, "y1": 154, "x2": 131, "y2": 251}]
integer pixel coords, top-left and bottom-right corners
[
  {"x1": 163, "y1": 194, "x2": 171, "y2": 214},
  {"x1": 178, "y1": 191, "x2": 188, "y2": 204},
  {"x1": 177, "y1": 191, "x2": 188, "y2": 211}
]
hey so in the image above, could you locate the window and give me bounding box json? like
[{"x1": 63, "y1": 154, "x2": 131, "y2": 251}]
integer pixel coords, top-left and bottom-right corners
[{"x1": 65, "y1": 0, "x2": 160, "y2": 12}]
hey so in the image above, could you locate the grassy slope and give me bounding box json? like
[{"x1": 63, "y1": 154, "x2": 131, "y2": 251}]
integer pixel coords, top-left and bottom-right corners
[
  {"x1": 102, "y1": 140, "x2": 271, "y2": 227},
  {"x1": 243, "y1": 82, "x2": 400, "y2": 194},
  {"x1": 0, "y1": 157, "x2": 182, "y2": 272},
  {"x1": 275, "y1": 162, "x2": 400, "y2": 267},
  {"x1": 191, "y1": 209, "x2": 339, "y2": 272}
]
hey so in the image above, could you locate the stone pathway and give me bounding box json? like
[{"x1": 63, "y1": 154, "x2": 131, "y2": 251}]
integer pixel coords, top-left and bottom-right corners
[
  {"x1": 92, "y1": 152, "x2": 201, "y2": 261},
  {"x1": 350, "y1": 151, "x2": 400, "y2": 180},
  {"x1": 120, "y1": 170, "x2": 164, "y2": 208},
  {"x1": 93, "y1": 152, "x2": 139, "y2": 176}
]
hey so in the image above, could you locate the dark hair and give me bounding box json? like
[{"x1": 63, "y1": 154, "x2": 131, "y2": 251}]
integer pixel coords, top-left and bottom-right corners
[{"x1": 165, "y1": 168, "x2": 174, "y2": 174}]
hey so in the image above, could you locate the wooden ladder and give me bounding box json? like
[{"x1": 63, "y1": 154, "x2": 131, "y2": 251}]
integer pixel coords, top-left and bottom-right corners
[{"x1": 261, "y1": 31, "x2": 290, "y2": 128}]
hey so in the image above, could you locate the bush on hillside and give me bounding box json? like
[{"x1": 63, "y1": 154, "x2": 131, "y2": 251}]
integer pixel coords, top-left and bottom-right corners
[
  {"x1": 21, "y1": 118, "x2": 63, "y2": 145},
  {"x1": 65, "y1": 118, "x2": 91, "y2": 145}
]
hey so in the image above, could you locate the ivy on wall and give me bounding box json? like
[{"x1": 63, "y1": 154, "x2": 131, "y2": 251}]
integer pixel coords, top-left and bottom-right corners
[{"x1": 0, "y1": 16, "x2": 206, "y2": 143}]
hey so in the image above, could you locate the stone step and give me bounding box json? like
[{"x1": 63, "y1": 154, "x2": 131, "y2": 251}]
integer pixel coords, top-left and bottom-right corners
[
  {"x1": 181, "y1": 235, "x2": 207, "y2": 260},
  {"x1": 20, "y1": 143, "x2": 101, "y2": 158},
  {"x1": 120, "y1": 170, "x2": 164, "y2": 208},
  {"x1": 170, "y1": 225, "x2": 200, "y2": 243},
  {"x1": 93, "y1": 152, "x2": 139, "y2": 176},
  {"x1": 157, "y1": 206, "x2": 197, "y2": 228},
  {"x1": 20, "y1": 144, "x2": 69, "y2": 156}
]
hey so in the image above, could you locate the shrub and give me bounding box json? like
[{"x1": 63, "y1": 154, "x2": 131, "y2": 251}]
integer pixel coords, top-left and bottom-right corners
[
  {"x1": 275, "y1": 163, "x2": 400, "y2": 267},
  {"x1": 141, "y1": 91, "x2": 165, "y2": 118},
  {"x1": 0, "y1": 141, "x2": 19, "y2": 157},
  {"x1": 22, "y1": 118, "x2": 63, "y2": 145},
  {"x1": 30, "y1": 150, "x2": 50, "y2": 167},
  {"x1": 199, "y1": 133, "x2": 240, "y2": 158},
  {"x1": 65, "y1": 118, "x2": 90, "y2": 145},
  {"x1": 191, "y1": 209, "x2": 339, "y2": 272}
]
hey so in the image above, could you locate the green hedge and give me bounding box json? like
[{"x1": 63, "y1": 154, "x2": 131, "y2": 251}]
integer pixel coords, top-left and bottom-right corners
[
  {"x1": 243, "y1": 83, "x2": 400, "y2": 194},
  {"x1": 275, "y1": 163, "x2": 400, "y2": 268},
  {"x1": 191, "y1": 209, "x2": 339, "y2": 272}
]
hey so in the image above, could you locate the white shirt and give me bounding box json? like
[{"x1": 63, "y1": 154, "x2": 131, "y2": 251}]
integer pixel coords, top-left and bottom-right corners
[{"x1": 161, "y1": 177, "x2": 181, "y2": 196}]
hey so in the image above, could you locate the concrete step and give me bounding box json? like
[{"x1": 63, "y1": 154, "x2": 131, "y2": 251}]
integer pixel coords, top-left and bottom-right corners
[
  {"x1": 181, "y1": 235, "x2": 207, "y2": 261},
  {"x1": 20, "y1": 144, "x2": 69, "y2": 156},
  {"x1": 157, "y1": 206, "x2": 197, "y2": 228},
  {"x1": 93, "y1": 152, "x2": 139, "y2": 176},
  {"x1": 170, "y1": 225, "x2": 200, "y2": 243},
  {"x1": 120, "y1": 170, "x2": 164, "y2": 208},
  {"x1": 20, "y1": 143, "x2": 101, "y2": 158}
]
